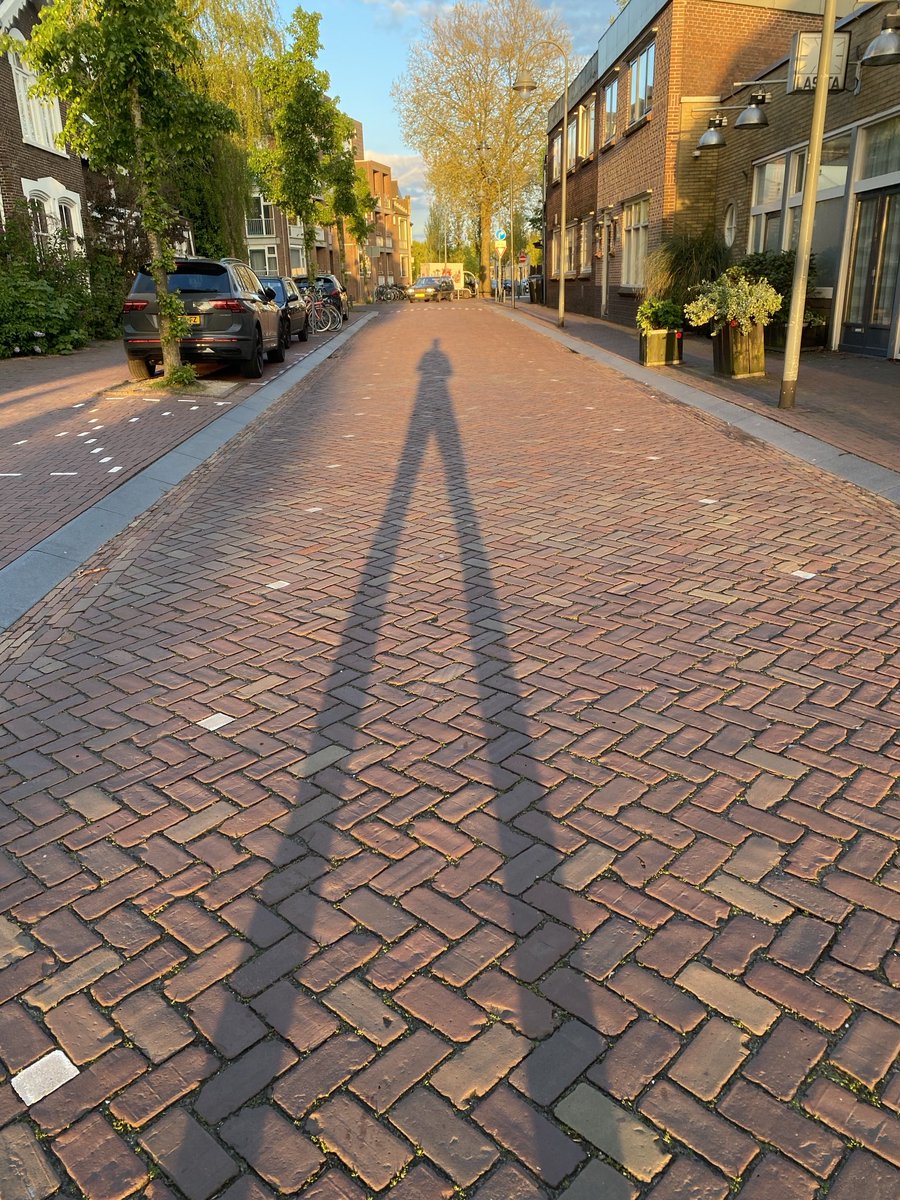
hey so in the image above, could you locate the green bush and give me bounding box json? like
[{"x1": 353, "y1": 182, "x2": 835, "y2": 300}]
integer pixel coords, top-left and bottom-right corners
[
  {"x1": 737, "y1": 249, "x2": 816, "y2": 323},
  {"x1": 636, "y1": 297, "x2": 683, "y2": 332},
  {"x1": 642, "y1": 229, "x2": 730, "y2": 308},
  {"x1": 0, "y1": 206, "x2": 93, "y2": 357}
]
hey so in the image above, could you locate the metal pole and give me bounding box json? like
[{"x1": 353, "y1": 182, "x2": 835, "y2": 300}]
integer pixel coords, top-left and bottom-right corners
[
  {"x1": 559, "y1": 56, "x2": 569, "y2": 328},
  {"x1": 779, "y1": 0, "x2": 837, "y2": 409},
  {"x1": 510, "y1": 167, "x2": 516, "y2": 309}
]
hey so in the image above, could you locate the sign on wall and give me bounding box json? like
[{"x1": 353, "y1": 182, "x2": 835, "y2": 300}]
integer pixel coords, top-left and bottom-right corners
[{"x1": 787, "y1": 31, "x2": 852, "y2": 93}]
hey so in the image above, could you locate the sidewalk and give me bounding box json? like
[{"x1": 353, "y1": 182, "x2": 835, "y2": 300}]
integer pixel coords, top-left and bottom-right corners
[{"x1": 508, "y1": 300, "x2": 900, "y2": 475}]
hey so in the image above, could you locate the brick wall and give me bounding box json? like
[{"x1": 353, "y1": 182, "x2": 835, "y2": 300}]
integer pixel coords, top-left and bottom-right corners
[
  {"x1": 0, "y1": 1, "x2": 89, "y2": 230},
  {"x1": 543, "y1": 0, "x2": 842, "y2": 326}
]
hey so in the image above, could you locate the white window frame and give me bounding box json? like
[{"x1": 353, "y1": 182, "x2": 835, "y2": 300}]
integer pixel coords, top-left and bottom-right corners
[
  {"x1": 748, "y1": 155, "x2": 786, "y2": 252},
  {"x1": 246, "y1": 193, "x2": 275, "y2": 238},
  {"x1": 564, "y1": 221, "x2": 577, "y2": 276},
  {"x1": 579, "y1": 217, "x2": 593, "y2": 274},
  {"x1": 550, "y1": 227, "x2": 560, "y2": 277},
  {"x1": 579, "y1": 98, "x2": 596, "y2": 159},
  {"x1": 628, "y1": 42, "x2": 655, "y2": 126},
  {"x1": 551, "y1": 132, "x2": 562, "y2": 183},
  {"x1": 8, "y1": 30, "x2": 64, "y2": 154},
  {"x1": 21, "y1": 176, "x2": 84, "y2": 242},
  {"x1": 566, "y1": 116, "x2": 577, "y2": 171},
  {"x1": 603, "y1": 78, "x2": 618, "y2": 144},
  {"x1": 622, "y1": 195, "x2": 650, "y2": 287},
  {"x1": 248, "y1": 244, "x2": 279, "y2": 275}
]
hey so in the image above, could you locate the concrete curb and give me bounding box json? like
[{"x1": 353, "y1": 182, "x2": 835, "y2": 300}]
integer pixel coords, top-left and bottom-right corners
[
  {"x1": 496, "y1": 306, "x2": 900, "y2": 507},
  {"x1": 0, "y1": 313, "x2": 377, "y2": 631}
]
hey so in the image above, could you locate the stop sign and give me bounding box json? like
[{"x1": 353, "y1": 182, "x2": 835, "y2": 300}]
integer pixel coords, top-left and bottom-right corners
[{"x1": 518, "y1": 252, "x2": 527, "y2": 263}]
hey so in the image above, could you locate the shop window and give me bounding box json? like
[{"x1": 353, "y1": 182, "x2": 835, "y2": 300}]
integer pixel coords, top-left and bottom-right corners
[
  {"x1": 862, "y1": 114, "x2": 900, "y2": 179},
  {"x1": 628, "y1": 43, "x2": 654, "y2": 126},
  {"x1": 749, "y1": 156, "x2": 786, "y2": 252},
  {"x1": 622, "y1": 196, "x2": 650, "y2": 286},
  {"x1": 603, "y1": 79, "x2": 618, "y2": 144}
]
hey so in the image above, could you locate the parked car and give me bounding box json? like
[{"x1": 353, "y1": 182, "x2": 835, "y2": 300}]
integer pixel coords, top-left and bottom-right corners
[
  {"x1": 408, "y1": 276, "x2": 449, "y2": 303},
  {"x1": 292, "y1": 273, "x2": 350, "y2": 321},
  {"x1": 463, "y1": 271, "x2": 478, "y2": 297},
  {"x1": 122, "y1": 257, "x2": 282, "y2": 380},
  {"x1": 258, "y1": 274, "x2": 309, "y2": 345},
  {"x1": 438, "y1": 277, "x2": 455, "y2": 301}
]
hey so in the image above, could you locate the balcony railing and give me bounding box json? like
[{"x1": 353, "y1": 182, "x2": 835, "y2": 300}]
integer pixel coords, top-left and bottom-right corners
[{"x1": 245, "y1": 216, "x2": 275, "y2": 237}]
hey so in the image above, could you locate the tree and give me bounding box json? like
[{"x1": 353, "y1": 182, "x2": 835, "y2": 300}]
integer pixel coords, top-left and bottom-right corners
[
  {"x1": 7, "y1": 0, "x2": 237, "y2": 382},
  {"x1": 393, "y1": 0, "x2": 569, "y2": 293},
  {"x1": 252, "y1": 8, "x2": 371, "y2": 272}
]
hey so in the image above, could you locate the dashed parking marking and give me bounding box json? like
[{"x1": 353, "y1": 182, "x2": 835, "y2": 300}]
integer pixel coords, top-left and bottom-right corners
[
  {"x1": 791, "y1": 570, "x2": 817, "y2": 580},
  {"x1": 50, "y1": 472, "x2": 78, "y2": 477},
  {"x1": 698, "y1": 498, "x2": 718, "y2": 505},
  {"x1": 266, "y1": 581, "x2": 290, "y2": 590},
  {"x1": 0, "y1": 473, "x2": 22, "y2": 477},
  {"x1": 11, "y1": 1051, "x2": 79, "y2": 1105}
]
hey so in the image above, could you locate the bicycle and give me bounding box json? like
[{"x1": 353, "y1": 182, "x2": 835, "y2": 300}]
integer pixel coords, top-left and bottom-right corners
[{"x1": 305, "y1": 286, "x2": 342, "y2": 332}]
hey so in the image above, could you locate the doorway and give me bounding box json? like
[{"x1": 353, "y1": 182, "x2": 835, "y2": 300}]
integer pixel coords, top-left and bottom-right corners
[{"x1": 840, "y1": 187, "x2": 900, "y2": 357}]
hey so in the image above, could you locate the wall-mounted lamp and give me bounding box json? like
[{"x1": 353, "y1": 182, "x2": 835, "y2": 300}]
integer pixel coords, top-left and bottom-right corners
[
  {"x1": 697, "y1": 114, "x2": 727, "y2": 149},
  {"x1": 734, "y1": 91, "x2": 770, "y2": 128},
  {"x1": 861, "y1": 9, "x2": 900, "y2": 67}
]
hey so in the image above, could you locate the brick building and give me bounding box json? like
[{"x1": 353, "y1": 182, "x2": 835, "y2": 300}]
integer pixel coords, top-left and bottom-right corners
[
  {"x1": 1, "y1": 0, "x2": 89, "y2": 247},
  {"x1": 352, "y1": 158, "x2": 413, "y2": 301},
  {"x1": 543, "y1": 0, "x2": 855, "y2": 325},
  {"x1": 711, "y1": 2, "x2": 900, "y2": 358}
]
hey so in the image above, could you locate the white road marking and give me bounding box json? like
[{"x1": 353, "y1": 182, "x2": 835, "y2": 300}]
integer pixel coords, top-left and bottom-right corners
[
  {"x1": 267, "y1": 581, "x2": 290, "y2": 590},
  {"x1": 197, "y1": 712, "x2": 235, "y2": 731},
  {"x1": 791, "y1": 570, "x2": 817, "y2": 580},
  {"x1": 11, "y1": 1051, "x2": 79, "y2": 1105}
]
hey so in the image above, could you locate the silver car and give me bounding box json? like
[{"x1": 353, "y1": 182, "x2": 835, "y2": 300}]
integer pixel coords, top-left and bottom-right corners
[{"x1": 122, "y1": 257, "x2": 283, "y2": 380}]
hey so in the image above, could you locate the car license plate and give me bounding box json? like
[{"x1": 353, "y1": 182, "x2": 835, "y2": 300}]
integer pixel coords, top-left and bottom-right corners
[{"x1": 185, "y1": 315, "x2": 202, "y2": 326}]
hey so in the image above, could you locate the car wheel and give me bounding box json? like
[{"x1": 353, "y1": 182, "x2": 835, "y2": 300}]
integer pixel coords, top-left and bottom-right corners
[
  {"x1": 268, "y1": 335, "x2": 286, "y2": 364},
  {"x1": 280, "y1": 318, "x2": 291, "y2": 350},
  {"x1": 241, "y1": 328, "x2": 265, "y2": 378},
  {"x1": 298, "y1": 314, "x2": 309, "y2": 342},
  {"x1": 127, "y1": 357, "x2": 156, "y2": 381}
]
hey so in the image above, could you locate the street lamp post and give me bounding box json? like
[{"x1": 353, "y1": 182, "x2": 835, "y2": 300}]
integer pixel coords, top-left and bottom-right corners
[
  {"x1": 513, "y1": 41, "x2": 569, "y2": 328},
  {"x1": 778, "y1": 0, "x2": 837, "y2": 410}
]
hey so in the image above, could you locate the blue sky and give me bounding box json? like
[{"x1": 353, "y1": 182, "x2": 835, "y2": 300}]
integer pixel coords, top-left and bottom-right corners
[{"x1": 278, "y1": 0, "x2": 619, "y2": 232}]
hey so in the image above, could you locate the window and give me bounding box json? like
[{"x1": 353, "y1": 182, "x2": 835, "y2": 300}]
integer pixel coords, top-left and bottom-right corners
[
  {"x1": 550, "y1": 227, "x2": 560, "y2": 277},
  {"x1": 58, "y1": 201, "x2": 77, "y2": 245},
  {"x1": 723, "y1": 203, "x2": 736, "y2": 247},
  {"x1": 579, "y1": 98, "x2": 596, "y2": 158},
  {"x1": 749, "y1": 156, "x2": 786, "y2": 252},
  {"x1": 9, "y1": 32, "x2": 63, "y2": 152},
  {"x1": 862, "y1": 114, "x2": 900, "y2": 179},
  {"x1": 29, "y1": 196, "x2": 50, "y2": 252},
  {"x1": 551, "y1": 132, "x2": 562, "y2": 183},
  {"x1": 628, "y1": 43, "x2": 654, "y2": 126},
  {"x1": 248, "y1": 246, "x2": 278, "y2": 275},
  {"x1": 565, "y1": 222, "x2": 577, "y2": 275},
  {"x1": 622, "y1": 196, "x2": 650, "y2": 286},
  {"x1": 579, "y1": 217, "x2": 593, "y2": 273},
  {"x1": 246, "y1": 194, "x2": 275, "y2": 238},
  {"x1": 566, "y1": 116, "x2": 577, "y2": 171},
  {"x1": 603, "y1": 79, "x2": 618, "y2": 144},
  {"x1": 289, "y1": 245, "x2": 306, "y2": 272}
]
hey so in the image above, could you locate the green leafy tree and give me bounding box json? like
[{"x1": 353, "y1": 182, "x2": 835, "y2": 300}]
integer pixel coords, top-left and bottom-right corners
[
  {"x1": 252, "y1": 8, "x2": 370, "y2": 272},
  {"x1": 393, "y1": 0, "x2": 568, "y2": 292},
  {"x1": 6, "y1": 0, "x2": 238, "y2": 382}
]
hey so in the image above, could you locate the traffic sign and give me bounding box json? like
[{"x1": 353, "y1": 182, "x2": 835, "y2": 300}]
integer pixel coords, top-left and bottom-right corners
[
  {"x1": 518, "y1": 252, "x2": 527, "y2": 264},
  {"x1": 495, "y1": 242, "x2": 506, "y2": 257},
  {"x1": 495, "y1": 229, "x2": 507, "y2": 241}
]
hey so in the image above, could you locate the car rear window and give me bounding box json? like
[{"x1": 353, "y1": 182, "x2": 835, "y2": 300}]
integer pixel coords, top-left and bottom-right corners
[{"x1": 132, "y1": 263, "x2": 232, "y2": 295}]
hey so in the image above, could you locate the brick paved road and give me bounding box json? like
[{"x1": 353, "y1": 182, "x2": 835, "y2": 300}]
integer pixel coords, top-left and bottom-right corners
[
  {"x1": 0, "y1": 329, "x2": 345, "y2": 570},
  {"x1": 0, "y1": 302, "x2": 898, "y2": 1199}
]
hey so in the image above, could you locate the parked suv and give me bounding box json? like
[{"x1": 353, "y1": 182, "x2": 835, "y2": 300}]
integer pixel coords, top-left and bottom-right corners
[
  {"x1": 292, "y1": 273, "x2": 350, "y2": 321},
  {"x1": 122, "y1": 257, "x2": 282, "y2": 380}
]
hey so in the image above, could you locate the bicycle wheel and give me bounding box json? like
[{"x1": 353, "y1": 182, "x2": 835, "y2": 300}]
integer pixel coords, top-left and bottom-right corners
[{"x1": 326, "y1": 304, "x2": 342, "y2": 331}]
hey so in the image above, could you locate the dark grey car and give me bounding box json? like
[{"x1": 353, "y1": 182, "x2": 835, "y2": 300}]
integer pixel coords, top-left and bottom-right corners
[
  {"x1": 122, "y1": 258, "x2": 283, "y2": 380},
  {"x1": 258, "y1": 275, "x2": 310, "y2": 346}
]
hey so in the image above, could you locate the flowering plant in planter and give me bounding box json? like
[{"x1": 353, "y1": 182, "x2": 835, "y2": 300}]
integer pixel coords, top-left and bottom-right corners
[
  {"x1": 636, "y1": 297, "x2": 683, "y2": 334},
  {"x1": 683, "y1": 268, "x2": 781, "y2": 334}
]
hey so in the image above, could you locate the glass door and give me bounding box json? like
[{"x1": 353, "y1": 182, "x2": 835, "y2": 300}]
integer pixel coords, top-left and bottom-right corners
[{"x1": 841, "y1": 188, "x2": 900, "y2": 356}]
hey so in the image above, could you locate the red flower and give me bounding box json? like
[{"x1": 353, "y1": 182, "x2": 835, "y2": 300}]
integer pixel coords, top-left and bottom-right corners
[
  {"x1": 730, "y1": 319, "x2": 738, "y2": 327},
  {"x1": 675, "y1": 331, "x2": 682, "y2": 339}
]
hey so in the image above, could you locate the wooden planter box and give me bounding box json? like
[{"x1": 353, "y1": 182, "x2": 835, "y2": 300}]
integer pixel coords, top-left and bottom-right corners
[
  {"x1": 712, "y1": 323, "x2": 765, "y2": 378},
  {"x1": 639, "y1": 329, "x2": 683, "y2": 367}
]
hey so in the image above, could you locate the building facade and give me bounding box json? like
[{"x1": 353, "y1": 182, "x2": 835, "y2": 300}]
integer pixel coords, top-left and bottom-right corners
[
  {"x1": 1, "y1": 0, "x2": 89, "y2": 248},
  {"x1": 543, "y1": 0, "x2": 856, "y2": 325},
  {"x1": 712, "y1": 3, "x2": 900, "y2": 358}
]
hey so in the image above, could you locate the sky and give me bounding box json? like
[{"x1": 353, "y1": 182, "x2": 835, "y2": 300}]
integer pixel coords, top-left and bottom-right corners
[{"x1": 277, "y1": 0, "x2": 620, "y2": 234}]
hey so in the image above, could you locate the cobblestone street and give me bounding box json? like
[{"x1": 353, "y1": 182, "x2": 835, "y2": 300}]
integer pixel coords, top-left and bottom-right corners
[{"x1": 1, "y1": 302, "x2": 898, "y2": 1199}]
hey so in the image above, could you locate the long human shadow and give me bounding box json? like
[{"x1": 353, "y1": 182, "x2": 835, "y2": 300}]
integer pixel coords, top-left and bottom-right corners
[{"x1": 271, "y1": 335, "x2": 595, "y2": 1189}]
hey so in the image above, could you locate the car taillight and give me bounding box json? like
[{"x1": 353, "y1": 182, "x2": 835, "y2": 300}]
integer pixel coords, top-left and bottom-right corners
[
  {"x1": 208, "y1": 299, "x2": 247, "y2": 313},
  {"x1": 122, "y1": 300, "x2": 148, "y2": 312}
]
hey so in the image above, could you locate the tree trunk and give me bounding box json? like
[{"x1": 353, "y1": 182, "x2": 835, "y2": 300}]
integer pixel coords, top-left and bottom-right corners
[{"x1": 129, "y1": 85, "x2": 183, "y2": 380}]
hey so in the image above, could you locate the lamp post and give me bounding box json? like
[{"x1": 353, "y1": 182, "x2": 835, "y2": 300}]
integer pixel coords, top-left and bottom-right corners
[
  {"x1": 513, "y1": 41, "x2": 570, "y2": 328},
  {"x1": 778, "y1": 0, "x2": 837, "y2": 410}
]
